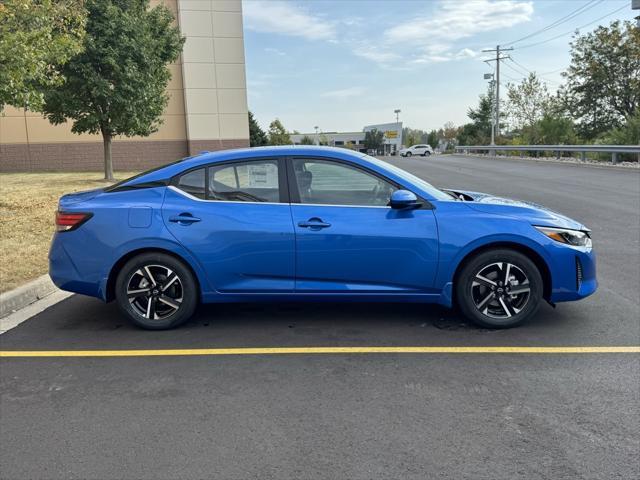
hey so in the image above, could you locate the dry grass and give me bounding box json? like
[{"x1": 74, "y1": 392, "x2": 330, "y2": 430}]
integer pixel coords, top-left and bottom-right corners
[{"x1": 0, "y1": 171, "x2": 137, "y2": 293}]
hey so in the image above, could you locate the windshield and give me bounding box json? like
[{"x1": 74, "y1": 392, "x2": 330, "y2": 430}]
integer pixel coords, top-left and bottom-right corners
[{"x1": 362, "y1": 155, "x2": 452, "y2": 201}]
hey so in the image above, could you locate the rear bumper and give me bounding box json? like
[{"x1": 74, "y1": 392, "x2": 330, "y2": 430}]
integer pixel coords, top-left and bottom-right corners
[{"x1": 49, "y1": 234, "x2": 105, "y2": 300}]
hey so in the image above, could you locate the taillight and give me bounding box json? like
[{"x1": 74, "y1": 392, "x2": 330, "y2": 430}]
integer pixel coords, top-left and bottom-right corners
[{"x1": 55, "y1": 212, "x2": 92, "y2": 232}]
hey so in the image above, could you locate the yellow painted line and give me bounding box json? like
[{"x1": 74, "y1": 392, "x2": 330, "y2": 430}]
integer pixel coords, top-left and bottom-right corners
[{"x1": 0, "y1": 346, "x2": 639, "y2": 358}]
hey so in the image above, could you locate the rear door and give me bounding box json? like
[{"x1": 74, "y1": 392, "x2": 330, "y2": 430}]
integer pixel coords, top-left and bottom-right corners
[
  {"x1": 288, "y1": 157, "x2": 439, "y2": 293},
  {"x1": 163, "y1": 158, "x2": 295, "y2": 293}
]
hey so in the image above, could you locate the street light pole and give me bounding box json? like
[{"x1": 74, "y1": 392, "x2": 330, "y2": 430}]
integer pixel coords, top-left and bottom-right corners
[
  {"x1": 394, "y1": 109, "x2": 401, "y2": 123},
  {"x1": 314, "y1": 125, "x2": 319, "y2": 146}
]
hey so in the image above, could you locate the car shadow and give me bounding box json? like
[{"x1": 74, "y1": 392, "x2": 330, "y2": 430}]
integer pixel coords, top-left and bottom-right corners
[{"x1": 0, "y1": 293, "x2": 574, "y2": 351}]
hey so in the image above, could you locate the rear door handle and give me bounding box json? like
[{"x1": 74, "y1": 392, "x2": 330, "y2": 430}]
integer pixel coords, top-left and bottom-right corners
[
  {"x1": 169, "y1": 214, "x2": 201, "y2": 224},
  {"x1": 298, "y1": 217, "x2": 331, "y2": 229}
]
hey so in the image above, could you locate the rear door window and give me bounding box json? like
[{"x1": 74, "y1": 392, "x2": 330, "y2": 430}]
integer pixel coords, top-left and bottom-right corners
[{"x1": 208, "y1": 160, "x2": 280, "y2": 203}]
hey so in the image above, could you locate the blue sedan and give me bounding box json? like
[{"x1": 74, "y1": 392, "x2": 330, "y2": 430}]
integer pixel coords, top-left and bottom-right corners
[{"x1": 49, "y1": 146, "x2": 596, "y2": 329}]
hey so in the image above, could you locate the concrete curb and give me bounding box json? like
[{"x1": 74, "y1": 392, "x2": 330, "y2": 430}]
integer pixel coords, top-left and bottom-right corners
[{"x1": 0, "y1": 275, "x2": 59, "y2": 319}]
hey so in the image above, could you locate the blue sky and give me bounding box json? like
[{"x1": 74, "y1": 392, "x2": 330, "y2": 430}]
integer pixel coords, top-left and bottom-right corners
[{"x1": 242, "y1": 0, "x2": 635, "y2": 133}]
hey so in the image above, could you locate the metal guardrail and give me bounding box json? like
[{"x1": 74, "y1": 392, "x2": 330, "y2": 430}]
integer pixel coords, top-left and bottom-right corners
[{"x1": 455, "y1": 145, "x2": 640, "y2": 164}]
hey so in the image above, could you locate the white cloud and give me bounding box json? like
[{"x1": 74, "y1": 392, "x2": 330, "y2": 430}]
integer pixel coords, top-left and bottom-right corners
[
  {"x1": 385, "y1": 0, "x2": 533, "y2": 44},
  {"x1": 320, "y1": 87, "x2": 365, "y2": 99},
  {"x1": 264, "y1": 47, "x2": 286, "y2": 56},
  {"x1": 352, "y1": 46, "x2": 401, "y2": 65},
  {"x1": 370, "y1": 1, "x2": 532, "y2": 67},
  {"x1": 243, "y1": 1, "x2": 336, "y2": 41}
]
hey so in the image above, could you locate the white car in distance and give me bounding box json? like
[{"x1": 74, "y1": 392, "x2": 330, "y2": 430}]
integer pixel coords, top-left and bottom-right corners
[{"x1": 399, "y1": 144, "x2": 433, "y2": 157}]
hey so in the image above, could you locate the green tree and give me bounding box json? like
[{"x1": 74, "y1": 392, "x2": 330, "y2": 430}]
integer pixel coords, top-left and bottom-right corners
[
  {"x1": 402, "y1": 127, "x2": 428, "y2": 147},
  {"x1": 0, "y1": 0, "x2": 86, "y2": 111},
  {"x1": 364, "y1": 128, "x2": 384, "y2": 151},
  {"x1": 563, "y1": 20, "x2": 639, "y2": 138},
  {"x1": 441, "y1": 121, "x2": 458, "y2": 150},
  {"x1": 600, "y1": 112, "x2": 640, "y2": 145},
  {"x1": 426, "y1": 130, "x2": 438, "y2": 149},
  {"x1": 42, "y1": 0, "x2": 184, "y2": 180},
  {"x1": 248, "y1": 111, "x2": 267, "y2": 147},
  {"x1": 459, "y1": 85, "x2": 500, "y2": 145},
  {"x1": 268, "y1": 118, "x2": 292, "y2": 145},
  {"x1": 505, "y1": 73, "x2": 554, "y2": 131},
  {"x1": 520, "y1": 114, "x2": 577, "y2": 145},
  {"x1": 318, "y1": 133, "x2": 329, "y2": 146},
  {"x1": 299, "y1": 135, "x2": 314, "y2": 145}
]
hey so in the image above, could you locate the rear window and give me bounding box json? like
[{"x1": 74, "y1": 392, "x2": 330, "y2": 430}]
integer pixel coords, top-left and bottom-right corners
[{"x1": 104, "y1": 157, "x2": 191, "y2": 192}]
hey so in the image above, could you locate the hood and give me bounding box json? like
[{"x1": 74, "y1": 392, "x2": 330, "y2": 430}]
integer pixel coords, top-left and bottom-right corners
[
  {"x1": 58, "y1": 188, "x2": 104, "y2": 208},
  {"x1": 448, "y1": 189, "x2": 587, "y2": 231}
]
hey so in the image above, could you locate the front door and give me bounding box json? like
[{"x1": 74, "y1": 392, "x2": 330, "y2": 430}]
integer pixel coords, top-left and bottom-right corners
[
  {"x1": 163, "y1": 158, "x2": 295, "y2": 293},
  {"x1": 288, "y1": 158, "x2": 439, "y2": 293}
]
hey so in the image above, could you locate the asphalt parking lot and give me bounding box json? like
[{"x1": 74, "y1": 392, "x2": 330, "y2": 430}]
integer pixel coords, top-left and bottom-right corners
[{"x1": 1, "y1": 155, "x2": 639, "y2": 479}]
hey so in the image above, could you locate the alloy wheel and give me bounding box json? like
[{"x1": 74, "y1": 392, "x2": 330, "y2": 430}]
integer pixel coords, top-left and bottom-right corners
[
  {"x1": 126, "y1": 265, "x2": 183, "y2": 320},
  {"x1": 471, "y1": 262, "x2": 531, "y2": 319}
]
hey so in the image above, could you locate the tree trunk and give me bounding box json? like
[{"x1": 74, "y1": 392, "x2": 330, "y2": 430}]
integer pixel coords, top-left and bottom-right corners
[{"x1": 102, "y1": 132, "x2": 114, "y2": 181}]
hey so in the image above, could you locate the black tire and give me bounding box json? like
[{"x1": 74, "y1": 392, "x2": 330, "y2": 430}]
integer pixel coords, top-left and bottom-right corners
[
  {"x1": 455, "y1": 249, "x2": 543, "y2": 328},
  {"x1": 406, "y1": 152, "x2": 412, "y2": 157},
  {"x1": 423, "y1": 151, "x2": 431, "y2": 157},
  {"x1": 115, "y1": 252, "x2": 198, "y2": 330}
]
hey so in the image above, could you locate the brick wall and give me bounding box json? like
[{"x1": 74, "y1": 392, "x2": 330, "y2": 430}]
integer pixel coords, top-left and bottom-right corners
[{"x1": 0, "y1": 139, "x2": 249, "y2": 172}]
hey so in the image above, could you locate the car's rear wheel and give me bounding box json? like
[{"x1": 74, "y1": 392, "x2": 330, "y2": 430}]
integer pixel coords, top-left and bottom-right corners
[
  {"x1": 115, "y1": 253, "x2": 198, "y2": 329},
  {"x1": 455, "y1": 249, "x2": 543, "y2": 328},
  {"x1": 423, "y1": 151, "x2": 431, "y2": 157}
]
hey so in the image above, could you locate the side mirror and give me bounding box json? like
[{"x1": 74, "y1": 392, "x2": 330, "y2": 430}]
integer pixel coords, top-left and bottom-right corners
[{"x1": 389, "y1": 190, "x2": 421, "y2": 210}]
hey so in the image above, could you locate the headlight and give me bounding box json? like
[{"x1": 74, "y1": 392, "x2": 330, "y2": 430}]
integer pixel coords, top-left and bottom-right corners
[{"x1": 535, "y1": 226, "x2": 592, "y2": 247}]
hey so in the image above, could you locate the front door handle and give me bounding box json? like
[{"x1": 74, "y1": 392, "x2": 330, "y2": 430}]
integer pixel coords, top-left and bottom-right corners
[
  {"x1": 298, "y1": 217, "x2": 331, "y2": 229},
  {"x1": 169, "y1": 213, "x2": 201, "y2": 224}
]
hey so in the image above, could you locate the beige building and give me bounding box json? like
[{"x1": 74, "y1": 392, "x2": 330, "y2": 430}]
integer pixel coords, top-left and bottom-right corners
[{"x1": 0, "y1": 0, "x2": 249, "y2": 172}]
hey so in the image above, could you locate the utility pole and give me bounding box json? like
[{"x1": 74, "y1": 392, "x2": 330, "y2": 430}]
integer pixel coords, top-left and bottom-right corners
[
  {"x1": 394, "y1": 109, "x2": 401, "y2": 123},
  {"x1": 483, "y1": 45, "x2": 512, "y2": 144},
  {"x1": 483, "y1": 73, "x2": 495, "y2": 145}
]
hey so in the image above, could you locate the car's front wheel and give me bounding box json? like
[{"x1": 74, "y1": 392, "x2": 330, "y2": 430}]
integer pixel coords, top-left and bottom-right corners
[
  {"x1": 423, "y1": 151, "x2": 431, "y2": 157},
  {"x1": 405, "y1": 152, "x2": 412, "y2": 157},
  {"x1": 115, "y1": 252, "x2": 198, "y2": 329},
  {"x1": 455, "y1": 249, "x2": 543, "y2": 328}
]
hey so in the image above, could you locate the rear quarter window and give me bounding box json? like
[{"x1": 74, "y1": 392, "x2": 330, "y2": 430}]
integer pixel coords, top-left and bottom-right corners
[{"x1": 176, "y1": 168, "x2": 206, "y2": 199}]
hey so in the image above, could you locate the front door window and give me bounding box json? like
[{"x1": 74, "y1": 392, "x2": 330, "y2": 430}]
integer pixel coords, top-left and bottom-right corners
[{"x1": 291, "y1": 158, "x2": 395, "y2": 206}]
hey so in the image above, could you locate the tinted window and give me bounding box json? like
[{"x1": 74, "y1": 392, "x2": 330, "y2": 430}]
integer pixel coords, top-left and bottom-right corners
[
  {"x1": 208, "y1": 160, "x2": 280, "y2": 203},
  {"x1": 292, "y1": 158, "x2": 395, "y2": 206},
  {"x1": 177, "y1": 168, "x2": 206, "y2": 199}
]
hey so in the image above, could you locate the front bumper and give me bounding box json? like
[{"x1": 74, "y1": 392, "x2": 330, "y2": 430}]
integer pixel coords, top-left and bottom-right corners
[{"x1": 548, "y1": 244, "x2": 597, "y2": 303}]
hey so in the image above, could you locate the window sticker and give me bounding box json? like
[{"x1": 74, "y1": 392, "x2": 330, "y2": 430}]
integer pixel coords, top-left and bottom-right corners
[{"x1": 248, "y1": 163, "x2": 278, "y2": 188}]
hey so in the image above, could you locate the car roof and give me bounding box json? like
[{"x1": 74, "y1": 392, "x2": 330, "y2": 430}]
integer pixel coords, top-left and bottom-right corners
[{"x1": 111, "y1": 145, "x2": 448, "y2": 201}]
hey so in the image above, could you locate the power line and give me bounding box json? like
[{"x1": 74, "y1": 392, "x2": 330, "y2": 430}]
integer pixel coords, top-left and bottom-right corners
[
  {"x1": 507, "y1": 58, "x2": 562, "y2": 85},
  {"x1": 514, "y1": 3, "x2": 630, "y2": 50},
  {"x1": 538, "y1": 67, "x2": 565, "y2": 76},
  {"x1": 504, "y1": 0, "x2": 603, "y2": 46},
  {"x1": 501, "y1": 72, "x2": 521, "y2": 83},
  {"x1": 502, "y1": 60, "x2": 528, "y2": 78}
]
